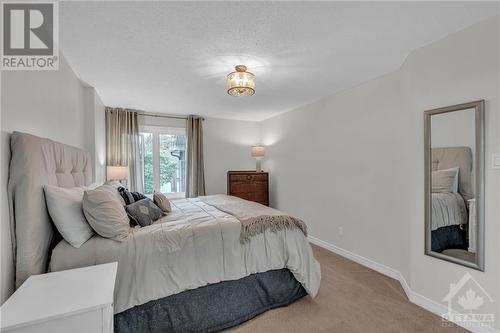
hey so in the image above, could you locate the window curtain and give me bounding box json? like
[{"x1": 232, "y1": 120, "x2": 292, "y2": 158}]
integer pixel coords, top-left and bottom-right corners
[
  {"x1": 185, "y1": 115, "x2": 206, "y2": 197},
  {"x1": 105, "y1": 107, "x2": 139, "y2": 191}
]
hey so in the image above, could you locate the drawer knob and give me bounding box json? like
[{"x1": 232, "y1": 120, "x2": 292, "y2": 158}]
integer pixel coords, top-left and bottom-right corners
[{"x1": 246, "y1": 175, "x2": 252, "y2": 180}]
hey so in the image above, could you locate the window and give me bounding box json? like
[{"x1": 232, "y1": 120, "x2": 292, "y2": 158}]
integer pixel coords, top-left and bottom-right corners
[{"x1": 138, "y1": 126, "x2": 186, "y2": 197}]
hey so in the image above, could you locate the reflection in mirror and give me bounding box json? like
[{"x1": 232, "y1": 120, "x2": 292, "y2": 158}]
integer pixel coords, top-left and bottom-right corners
[{"x1": 424, "y1": 101, "x2": 484, "y2": 271}]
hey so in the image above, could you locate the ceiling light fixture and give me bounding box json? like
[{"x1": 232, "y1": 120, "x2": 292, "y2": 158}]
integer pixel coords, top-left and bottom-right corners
[{"x1": 227, "y1": 65, "x2": 255, "y2": 97}]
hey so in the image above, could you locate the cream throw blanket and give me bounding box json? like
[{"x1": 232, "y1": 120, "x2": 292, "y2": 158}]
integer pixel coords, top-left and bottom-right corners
[{"x1": 200, "y1": 195, "x2": 308, "y2": 242}]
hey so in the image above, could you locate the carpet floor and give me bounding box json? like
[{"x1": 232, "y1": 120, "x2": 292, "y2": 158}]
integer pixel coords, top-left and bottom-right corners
[{"x1": 231, "y1": 244, "x2": 468, "y2": 333}]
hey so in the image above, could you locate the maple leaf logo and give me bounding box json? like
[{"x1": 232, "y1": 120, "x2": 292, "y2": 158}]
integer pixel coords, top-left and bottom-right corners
[{"x1": 457, "y1": 289, "x2": 484, "y2": 311}]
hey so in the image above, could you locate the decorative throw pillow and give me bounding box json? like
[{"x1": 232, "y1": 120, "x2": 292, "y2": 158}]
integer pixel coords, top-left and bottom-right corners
[
  {"x1": 125, "y1": 198, "x2": 164, "y2": 227},
  {"x1": 127, "y1": 213, "x2": 140, "y2": 227},
  {"x1": 153, "y1": 191, "x2": 172, "y2": 213},
  {"x1": 432, "y1": 167, "x2": 459, "y2": 193},
  {"x1": 118, "y1": 186, "x2": 147, "y2": 205},
  {"x1": 131, "y1": 191, "x2": 147, "y2": 202},
  {"x1": 44, "y1": 185, "x2": 94, "y2": 248},
  {"x1": 82, "y1": 185, "x2": 131, "y2": 241}
]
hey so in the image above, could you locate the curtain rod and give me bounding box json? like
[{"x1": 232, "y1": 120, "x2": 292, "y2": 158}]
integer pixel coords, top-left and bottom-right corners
[
  {"x1": 106, "y1": 107, "x2": 204, "y2": 120},
  {"x1": 136, "y1": 111, "x2": 188, "y2": 120},
  {"x1": 137, "y1": 111, "x2": 205, "y2": 121}
]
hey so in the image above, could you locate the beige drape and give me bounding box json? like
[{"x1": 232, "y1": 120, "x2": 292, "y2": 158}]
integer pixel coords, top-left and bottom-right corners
[
  {"x1": 105, "y1": 107, "x2": 139, "y2": 191},
  {"x1": 186, "y1": 115, "x2": 206, "y2": 197}
]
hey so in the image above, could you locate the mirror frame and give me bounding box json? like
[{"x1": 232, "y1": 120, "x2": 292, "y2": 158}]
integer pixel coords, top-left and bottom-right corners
[{"x1": 424, "y1": 100, "x2": 485, "y2": 271}]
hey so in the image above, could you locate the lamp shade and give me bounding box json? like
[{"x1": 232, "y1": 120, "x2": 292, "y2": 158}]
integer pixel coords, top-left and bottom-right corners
[
  {"x1": 107, "y1": 166, "x2": 128, "y2": 180},
  {"x1": 251, "y1": 145, "x2": 265, "y2": 158}
]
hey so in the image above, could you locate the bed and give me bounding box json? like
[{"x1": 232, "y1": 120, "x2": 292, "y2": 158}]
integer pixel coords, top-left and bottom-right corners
[
  {"x1": 7, "y1": 132, "x2": 321, "y2": 332},
  {"x1": 430, "y1": 147, "x2": 473, "y2": 252}
]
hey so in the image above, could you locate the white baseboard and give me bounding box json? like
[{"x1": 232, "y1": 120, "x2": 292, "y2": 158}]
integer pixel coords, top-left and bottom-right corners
[{"x1": 308, "y1": 235, "x2": 498, "y2": 333}]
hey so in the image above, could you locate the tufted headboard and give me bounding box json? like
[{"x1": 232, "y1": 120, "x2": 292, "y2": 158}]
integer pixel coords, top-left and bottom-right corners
[
  {"x1": 8, "y1": 132, "x2": 93, "y2": 288},
  {"x1": 431, "y1": 146, "x2": 474, "y2": 202}
]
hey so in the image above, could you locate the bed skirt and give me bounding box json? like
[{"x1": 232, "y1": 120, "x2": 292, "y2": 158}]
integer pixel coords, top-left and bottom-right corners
[
  {"x1": 114, "y1": 268, "x2": 307, "y2": 333},
  {"x1": 431, "y1": 224, "x2": 468, "y2": 253}
]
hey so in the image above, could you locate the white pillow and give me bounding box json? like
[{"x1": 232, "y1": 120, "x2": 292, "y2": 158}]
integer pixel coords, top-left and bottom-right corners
[
  {"x1": 103, "y1": 180, "x2": 126, "y2": 205},
  {"x1": 441, "y1": 167, "x2": 459, "y2": 193},
  {"x1": 87, "y1": 182, "x2": 104, "y2": 190},
  {"x1": 432, "y1": 167, "x2": 459, "y2": 193},
  {"x1": 83, "y1": 185, "x2": 131, "y2": 241},
  {"x1": 44, "y1": 185, "x2": 95, "y2": 248}
]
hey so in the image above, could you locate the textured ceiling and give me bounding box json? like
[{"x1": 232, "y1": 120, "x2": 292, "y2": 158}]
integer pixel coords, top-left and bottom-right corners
[{"x1": 60, "y1": 2, "x2": 498, "y2": 121}]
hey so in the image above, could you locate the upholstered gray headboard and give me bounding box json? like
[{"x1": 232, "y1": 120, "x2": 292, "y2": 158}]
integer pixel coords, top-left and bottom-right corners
[
  {"x1": 8, "y1": 132, "x2": 93, "y2": 288},
  {"x1": 431, "y1": 146, "x2": 474, "y2": 201}
]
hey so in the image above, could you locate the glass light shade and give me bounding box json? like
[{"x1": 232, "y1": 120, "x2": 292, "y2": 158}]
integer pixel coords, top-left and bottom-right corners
[
  {"x1": 227, "y1": 65, "x2": 255, "y2": 97},
  {"x1": 251, "y1": 145, "x2": 265, "y2": 158},
  {"x1": 107, "y1": 166, "x2": 128, "y2": 180}
]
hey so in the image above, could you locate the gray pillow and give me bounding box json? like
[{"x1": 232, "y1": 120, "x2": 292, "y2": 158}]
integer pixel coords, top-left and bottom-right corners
[
  {"x1": 83, "y1": 185, "x2": 131, "y2": 241},
  {"x1": 125, "y1": 198, "x2": 164, "y2": 227},
  {"x1": 153, "y1": 191, "x2": 172, "y2": 213}
]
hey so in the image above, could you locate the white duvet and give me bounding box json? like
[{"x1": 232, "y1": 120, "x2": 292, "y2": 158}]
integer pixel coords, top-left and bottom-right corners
[
  {"x1": 49, "y1": 196, "x2": 321, "y2": 314},
  {"x1": 431, "y1": 192, "x2": 468, "y2": 231}
]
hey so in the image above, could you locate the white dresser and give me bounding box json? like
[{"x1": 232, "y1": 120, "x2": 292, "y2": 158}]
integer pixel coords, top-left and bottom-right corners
[{"x1": 0, "y1": 262, "x2": 117, "y2": 333}]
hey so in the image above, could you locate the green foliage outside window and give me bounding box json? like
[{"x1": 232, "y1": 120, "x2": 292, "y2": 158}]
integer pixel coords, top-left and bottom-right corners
[{"x1": 142, "y1": 133, "x2": 184, "y2": 194}]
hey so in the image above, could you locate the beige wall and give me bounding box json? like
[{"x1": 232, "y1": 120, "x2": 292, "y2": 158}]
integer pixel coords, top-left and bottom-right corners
[
  {"x1": 0, "y1": 53, "x2": 105, "y2": 303},
  {"x1": 204, "y1": 117, "x2": 261, "y2": 195},
  {"x1": 261, "y1": 17, "x2": 499, "y2": 328},
  {"x1": 261, "y1": 67, "x2": 411, "y2": 278},
  {"x1": 430, "y1": 109, "x2": 476, "y2": 150},
  {"x1": 84, "y1": 88, "x2": 107, "y2": 183}
]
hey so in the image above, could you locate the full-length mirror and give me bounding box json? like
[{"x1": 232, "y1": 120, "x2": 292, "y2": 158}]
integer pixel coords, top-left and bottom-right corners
[{"x1": 424, "y1": 100, "x2": 484, "y2": 270}]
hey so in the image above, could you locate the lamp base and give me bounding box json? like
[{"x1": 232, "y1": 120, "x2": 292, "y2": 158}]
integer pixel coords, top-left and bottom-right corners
[{"x1": 256, "y1": 159, "x2": 262, "y2": 172}]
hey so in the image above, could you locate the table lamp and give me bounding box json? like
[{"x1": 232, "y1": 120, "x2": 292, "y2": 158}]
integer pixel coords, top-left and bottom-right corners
[
  {"x1": 251, "y1": 145, "x2": 265, "y2": 172},
  {"x1": 107, "y1": 166, "x2": 128, "y2": 187}
]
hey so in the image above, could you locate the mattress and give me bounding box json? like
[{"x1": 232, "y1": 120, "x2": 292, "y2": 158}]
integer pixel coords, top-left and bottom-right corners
[{"x1": 49, "y1": 196, "x2": 321, "y2": 314}]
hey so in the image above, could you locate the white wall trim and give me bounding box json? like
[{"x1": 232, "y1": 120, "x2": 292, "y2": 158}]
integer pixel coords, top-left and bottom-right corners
[{"x1": 308, "y1": 235, "x2": 499, "y2": 333}]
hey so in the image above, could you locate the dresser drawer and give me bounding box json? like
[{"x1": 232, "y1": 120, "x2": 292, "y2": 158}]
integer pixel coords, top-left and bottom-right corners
[
  {"x1": 229, "y1": 173, "x2": 268, "y2": 182},
  {"x1": 230, "y1": 182, "x2": 267, "y2": 194},
  {"x1": 236, "y1": 192, "x2": 268, "y2": 203}
]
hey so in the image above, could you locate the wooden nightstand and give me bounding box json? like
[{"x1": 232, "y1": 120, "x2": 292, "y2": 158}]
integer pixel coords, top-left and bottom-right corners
[
  {"x1": 0, "y1": 262, "x2": 117, "y2": 333},
  {"x1": 227, "y1": 171, "x2": 269, "y2": 206}
]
